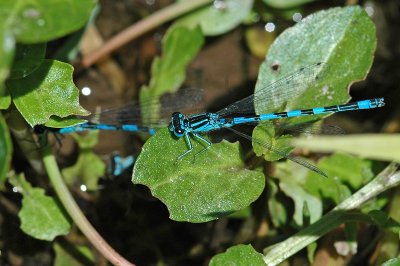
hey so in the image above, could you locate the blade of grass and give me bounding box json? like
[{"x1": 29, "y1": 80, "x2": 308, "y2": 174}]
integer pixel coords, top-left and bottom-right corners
[{"x1": 293, "y1": 134, "x2": 400, "y2": 163}]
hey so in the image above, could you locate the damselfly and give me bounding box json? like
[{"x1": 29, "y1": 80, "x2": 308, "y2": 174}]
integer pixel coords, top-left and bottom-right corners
[{"x1": 168, "y1": 62, "x2": 385, "y2": 176}]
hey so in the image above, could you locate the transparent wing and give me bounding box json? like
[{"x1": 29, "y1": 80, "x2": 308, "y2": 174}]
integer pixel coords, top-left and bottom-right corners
[
  {"x1": 225, "y1": 126, "x2": 328, "y2": 177},
  {"x1": 217, "y1": 62, "x2": 326, "y2": 117},
  {"x1": 259, "y1": 120, "x2": 346, "y2": 136},
  {"x1": 84, "y1": 86, "x2": 203, "y2": 127}
]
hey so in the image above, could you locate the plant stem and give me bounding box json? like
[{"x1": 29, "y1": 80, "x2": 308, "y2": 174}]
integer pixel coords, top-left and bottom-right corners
[
  {"x1": 263, "y1": 164, "x2": 400, "y2": 266},
  {"x1": 81, "y1": 0, "x2": 213, "y2": 67},
  {"x1": 6, "y1": 107, "x2": 44, "y2": 174},
  {"x1": 42, "y1": 146, "x2": 135, "y2": 266}
]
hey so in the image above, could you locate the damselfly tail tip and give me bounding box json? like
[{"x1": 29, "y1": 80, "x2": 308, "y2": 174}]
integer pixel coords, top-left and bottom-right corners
[{"x1": 377, "y1": 97, "x2": 385, "y2": 107}]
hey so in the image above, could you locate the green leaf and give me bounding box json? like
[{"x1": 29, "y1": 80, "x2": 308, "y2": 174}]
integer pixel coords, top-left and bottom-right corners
[
  {"x1": 44, "y1": 116, "x2": 87, "y2": 128},
  {"x1": 256, "y1": 6, "x2": 376, "y2": 113},
  {"x1": 0, "y1": 113, "x2": 12, "y2": 184},
  {"x1": 9, "y1": 174, "x2": 71, "y2": 241},
  {"x1": 175, "y1": 0, "x2": 253, "y2": 36},
  {"x1": 53, "y1": 5, "x2": 99, "y2": 62},
  {"x1": 0, "y1": 0, "x2": 96, "y2": 43},
  {"x1": 209, "y1": 244, "x2": 265, "y2": 266},
  {"x1": 307, "y1": 242, "x2": 317, "y2": 264},
  {"x1": 132, "y1": 128, "x2": 265, "y2": 223},
  {"x1": 252, "y1": 123, "x2": 293, "y2": 161},
  {"x1": 139, "y1": 26, "x2": 204, "y2": 123},
  {"x1": 382, "y1": 258, "x2": 400, "y2": 266},
  {"x1": 9, "y1": 43, "x2": 46, "y2": 79},
  {"x1": 273, "y1": 161, "x2": 323, "y2": 226},
  {"x1": 267, "y1": 178, "x2": 287, "y2": 227},
  {"x1": 368, "y1": 210, "x2": 400, "y2": 234},
  {"x1": 305, "y1": 171, "x2": 351, "y2": 205},
  {"x1": 252, "y1": 6, "x2": 376, "y2": 158},
  {"x1": 0, "y1": 89, "x2": 11, "y2": 109},
  {"x1": 293, "y1": 134, "x2": 400, "y2": 163},
  {"x1": 263, "y1": 0, "x2": 315, "y2": 9},
  {"x1": 7, "y1": 59, "x2": 89, "y2": 127},
  {"x1": 227, "y1": 206, "x2": 252, "y2": 219},
  {"x1": 62, "y1": 131, "x2": 105, "y2": 190},
  {"x1": 361, "y1": 194, "x2": 389, "y2": 214},
  {"x1": 53, "y1": 242, "x2": 94, "y2": 266},
  {"x1": 53, "y1": 27, "x2": 86, "y2": 63},
  {"x1": 375, "y1": 187, "x2": 400, "y2": 264},
  {"x1": 71, "y1": 130, "x2": 99, "y2": 149},
  {"x1": 304, "y1": 153, "x2": 374, "y2": 204},
  {"x1": 62, "y1": 152, "x2": 105, "y2": 190},
  {"x1": 279, "y1": 177, "x2": 322, "y2": 226},
  {"x1": 316, "y1": 153, "x2": 373, "y2": 189},
  {"x1": 0, "y1": 27, "x2": 14, "y2": 109}
]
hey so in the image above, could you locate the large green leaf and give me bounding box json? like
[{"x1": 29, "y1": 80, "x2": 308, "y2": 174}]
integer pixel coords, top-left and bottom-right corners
[
  {"x1": 0, "y1": 26, "x2": 14, "y2": 109},
  {"x1": 9, "y1": 174, "x2": 71, "y2": 241},
  {"x1": 256, "y1": 6, "x2": 376, "y2": 113},
  {"x1": 7, "y1": 59, "x2": 89, "y2": 127},
  {"x1": 209, "y1": 244, "x2": 265, "y2": 266},
  {"x1": 0, "y1": 113, "x2": 12, "y2": 184},
  {"x1": 140, "y1": 26, "x2": 204, "y2": 124},
  {"x1": 0, "y1": 0, "x2": 96, "y2": 43},
  {"x1": 175, "y1": 0, "x2": 253, "y2": 36},
  {"x1": 252, "y1": 6, "x2": 376, "y2": 162},
  {"x1": 132, "y1": 128, "x2": 265, "y2": 223},
  {"x1": 9, "y1": 43, "x2": 46, "y2": 79}
]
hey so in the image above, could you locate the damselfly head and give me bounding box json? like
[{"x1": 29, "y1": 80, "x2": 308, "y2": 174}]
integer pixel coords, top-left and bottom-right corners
[{"x1": 170, "y1": 112, "x2": 186, "y2": 137}]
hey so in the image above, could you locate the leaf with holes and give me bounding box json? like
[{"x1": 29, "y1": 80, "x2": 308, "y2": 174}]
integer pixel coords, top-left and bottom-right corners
[{"x1": 252, "y1": 6, "x2": 377, "y2": 167}]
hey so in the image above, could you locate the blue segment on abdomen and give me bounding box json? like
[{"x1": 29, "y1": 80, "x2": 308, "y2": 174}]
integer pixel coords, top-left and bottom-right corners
[
  {"x1": 286, "y1": 110, "x2": 302, "y2": 117},
  {"x1": 122, "y1": 125, "x2": 139, "y2": 131},
  {"x1": 233, "y1": 117, "x2": 257, "y2": 124},
  {"x1": 312, "y1": 107, "x2": 325, "y2": 114},
  {"x1": 357, "y1": 100, "x2": 372, "y2": 109},
  {"x1": 95, "y1": 124, "x2": 117, "y2": 130},
  {"x1": 58, "y1": 126, "x2": 86, "y2": 134},
  {"x1": 259, "y1": 113, "x2": 280, "y2": 120}
]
